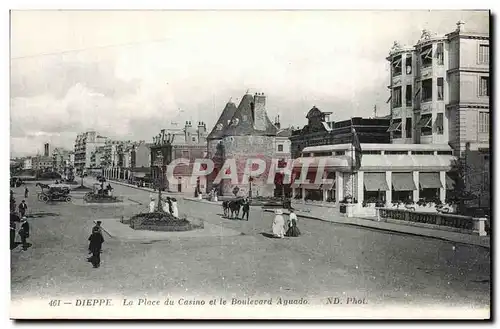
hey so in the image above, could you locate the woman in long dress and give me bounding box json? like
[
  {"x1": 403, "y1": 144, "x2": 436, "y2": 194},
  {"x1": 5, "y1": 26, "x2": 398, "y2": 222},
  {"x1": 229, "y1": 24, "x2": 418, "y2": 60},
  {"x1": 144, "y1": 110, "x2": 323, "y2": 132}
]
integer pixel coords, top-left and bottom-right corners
[
  {"x1": 149, "y1": 197, "x2": 155, "y2": 213},
  {"x1": 162, "y1": 198, "x2": 170, "y2": 214},
  {"x1": 171, "y1": 198, "x2": 179, "y2": 218},
  {"x1": 285, "y1": 208, "x2": 301, "y2": 237},
  {"x1": 272, "y1": 209, "x2": 286, "y2": 238}
]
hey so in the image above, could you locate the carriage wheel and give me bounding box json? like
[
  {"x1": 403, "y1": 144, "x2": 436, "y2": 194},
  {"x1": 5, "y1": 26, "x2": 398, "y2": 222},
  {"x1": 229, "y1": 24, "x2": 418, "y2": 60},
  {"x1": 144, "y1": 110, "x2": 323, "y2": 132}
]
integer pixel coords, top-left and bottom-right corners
[
  {"x1": 66, "y1": 196, "x2": 72, "y2": 202},
  {"x1": 42, "y1": 196, "x2": 49, "y2": 203}
]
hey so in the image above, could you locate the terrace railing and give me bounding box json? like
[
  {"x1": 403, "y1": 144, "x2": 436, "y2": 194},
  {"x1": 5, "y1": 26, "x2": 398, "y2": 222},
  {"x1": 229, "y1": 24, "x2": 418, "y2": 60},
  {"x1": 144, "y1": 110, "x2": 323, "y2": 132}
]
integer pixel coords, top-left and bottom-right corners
[{"x1": 377, "y1": 208, "x2": 487, "y2": 236}]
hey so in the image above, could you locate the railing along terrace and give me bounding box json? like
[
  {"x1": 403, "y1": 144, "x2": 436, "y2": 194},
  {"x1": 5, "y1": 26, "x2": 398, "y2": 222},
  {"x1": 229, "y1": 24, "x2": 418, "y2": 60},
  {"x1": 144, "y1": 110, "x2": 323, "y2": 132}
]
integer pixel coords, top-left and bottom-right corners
[{"x1": 379, "y1": 208, "x2": 475, "y2": 231}]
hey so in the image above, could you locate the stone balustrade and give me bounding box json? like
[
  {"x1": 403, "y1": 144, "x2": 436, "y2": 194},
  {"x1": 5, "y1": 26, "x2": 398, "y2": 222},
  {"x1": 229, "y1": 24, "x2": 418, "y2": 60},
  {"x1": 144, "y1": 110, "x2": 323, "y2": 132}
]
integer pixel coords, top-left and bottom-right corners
[{"x1": 377, "y1": 208, "x2": 487, "y2": 236}]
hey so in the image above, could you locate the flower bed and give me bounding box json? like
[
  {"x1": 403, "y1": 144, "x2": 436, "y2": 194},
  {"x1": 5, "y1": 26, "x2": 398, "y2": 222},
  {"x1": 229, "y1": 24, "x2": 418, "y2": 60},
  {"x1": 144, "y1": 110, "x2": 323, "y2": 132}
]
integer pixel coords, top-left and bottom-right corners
[
  {"x1": 129, "y1": 212, "x2": 203, "y2": 232},
  {"x1": 84, "y1": 194, "x2": 123, "y2": 203}
]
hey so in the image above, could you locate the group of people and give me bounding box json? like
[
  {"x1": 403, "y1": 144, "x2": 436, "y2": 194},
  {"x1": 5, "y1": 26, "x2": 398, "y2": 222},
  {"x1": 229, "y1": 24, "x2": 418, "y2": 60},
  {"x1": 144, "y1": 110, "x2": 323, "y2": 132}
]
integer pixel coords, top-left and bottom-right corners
[
  {"x1": 149, "y1": 196, "x2": 179, "y2": 218},
  {"x1": 87, "y1": 221, "x2": 104, "y2": 268},
  {"x1": 10, "y1": 189, "x2": 31, "y2": 251},
  {"x1": 272, "y1": 208, "x2": 301, "y2": 238}
]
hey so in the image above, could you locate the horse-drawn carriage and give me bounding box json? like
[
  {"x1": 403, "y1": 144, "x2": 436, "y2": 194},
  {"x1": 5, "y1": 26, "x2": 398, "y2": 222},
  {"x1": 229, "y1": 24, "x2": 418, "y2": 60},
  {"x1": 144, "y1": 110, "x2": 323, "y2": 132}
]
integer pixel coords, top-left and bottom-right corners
[
  {"x1": 84, "y1": 183, "x2": 121, "y2": 203},
  {"x1": 39, "y1": 184, "x2": 72, "y2": 203},
  {"x1": 222, "y1": 197, "x2": 245, "y2": 219}
]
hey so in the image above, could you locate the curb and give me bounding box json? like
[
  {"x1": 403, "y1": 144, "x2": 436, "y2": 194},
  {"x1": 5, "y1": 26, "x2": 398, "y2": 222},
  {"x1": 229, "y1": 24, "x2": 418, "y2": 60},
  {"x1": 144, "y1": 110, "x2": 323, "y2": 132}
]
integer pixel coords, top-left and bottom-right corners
[{"x1": 262, "y1": 209, "x2": 490, "y2": 249}]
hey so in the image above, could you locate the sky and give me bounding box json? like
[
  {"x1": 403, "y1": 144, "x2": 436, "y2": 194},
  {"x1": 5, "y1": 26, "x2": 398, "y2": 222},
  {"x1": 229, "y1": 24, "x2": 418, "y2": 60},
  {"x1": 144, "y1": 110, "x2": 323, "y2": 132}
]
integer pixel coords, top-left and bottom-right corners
[{"x1": 10, "y1": 10, "x2": 489, "y2": 157}]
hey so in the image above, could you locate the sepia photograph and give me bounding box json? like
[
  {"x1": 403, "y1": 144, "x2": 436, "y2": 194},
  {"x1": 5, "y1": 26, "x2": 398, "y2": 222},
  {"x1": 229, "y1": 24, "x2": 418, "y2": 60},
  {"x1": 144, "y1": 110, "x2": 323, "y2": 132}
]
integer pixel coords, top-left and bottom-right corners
[{"x1": 8, "y1": 9, "x2": 491, "y2": 320}]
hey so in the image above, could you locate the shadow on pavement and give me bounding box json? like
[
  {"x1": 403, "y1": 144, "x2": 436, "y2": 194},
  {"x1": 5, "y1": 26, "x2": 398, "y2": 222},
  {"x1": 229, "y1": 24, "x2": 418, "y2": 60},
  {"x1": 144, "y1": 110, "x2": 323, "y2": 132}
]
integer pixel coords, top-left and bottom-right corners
[
  {"x1": 260, "y1": 232, "x2": 277, "y2": 239},
  {"x1": 26, "y1": 212, "x2": 60, "y2": 218}
]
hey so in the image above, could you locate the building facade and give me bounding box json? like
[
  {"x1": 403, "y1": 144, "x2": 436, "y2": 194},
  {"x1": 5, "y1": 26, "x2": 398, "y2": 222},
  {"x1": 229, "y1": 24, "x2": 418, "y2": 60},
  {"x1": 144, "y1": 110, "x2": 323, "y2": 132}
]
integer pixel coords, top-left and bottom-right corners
[
  {"x1": 290, "y1": 106, "x2": 391, "y2": 159},
  {"x1": 52, "y1": 148, "x2": 70, "y2": 174},
  {"x1": 207, "y1": 92, "x2": 283, "y2": 197},
  {"x1": 387, "y1": 21, "x2": 490, "y2": 208},
  {"x1": 74, "y1": 131, "x2": 107, "y2": 173},
  {"x1": 23, "y1": 157, "x2": 32, "y2": 170}
]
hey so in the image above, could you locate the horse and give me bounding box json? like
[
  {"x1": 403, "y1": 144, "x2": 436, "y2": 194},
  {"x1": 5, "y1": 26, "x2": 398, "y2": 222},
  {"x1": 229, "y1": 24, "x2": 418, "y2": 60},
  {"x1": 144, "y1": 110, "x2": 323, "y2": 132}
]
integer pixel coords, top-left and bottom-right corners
[
  {"x1": 228, "y1": 199, "x2": 244, "y2": 219},
  {"x1": 222, "y1": 200, "x2": 230, "y2": 217}
]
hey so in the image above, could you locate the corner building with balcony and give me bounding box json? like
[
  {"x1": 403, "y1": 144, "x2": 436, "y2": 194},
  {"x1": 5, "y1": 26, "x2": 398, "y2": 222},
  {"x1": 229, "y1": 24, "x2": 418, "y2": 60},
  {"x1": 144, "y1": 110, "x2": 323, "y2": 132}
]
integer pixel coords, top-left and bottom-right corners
[{"x1": 387, "y1": 21, "x2": 490, "y2": 208}]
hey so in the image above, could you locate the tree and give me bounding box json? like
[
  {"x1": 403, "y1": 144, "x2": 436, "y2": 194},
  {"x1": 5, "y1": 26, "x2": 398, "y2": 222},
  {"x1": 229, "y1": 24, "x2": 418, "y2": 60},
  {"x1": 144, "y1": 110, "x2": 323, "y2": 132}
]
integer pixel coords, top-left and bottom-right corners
[{"x1": 447, "y1": 159, "x2": 475, "y2": 215}]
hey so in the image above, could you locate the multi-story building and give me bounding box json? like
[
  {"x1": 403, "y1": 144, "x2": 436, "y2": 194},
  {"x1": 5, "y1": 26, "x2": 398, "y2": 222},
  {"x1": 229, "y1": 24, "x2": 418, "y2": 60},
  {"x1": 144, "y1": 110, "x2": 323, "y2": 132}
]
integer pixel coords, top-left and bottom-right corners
[
  {"x1": 52, "y1": 148, "x2": 70, "y2": 174},
  {"x1": 290, "y1": 106, "x2": 391, "y2": 159},
  {"x1": 387, "y1": 21, "x2": 490, "y2": 208},
  {"x1": 74, "y1": 131, "x2": 107, "y2": 173},
  {"x1": 23, "y1": 157, "x2": 32, "y2": 170},
  {"x1": 90, "y1": 146, "x2": 106, "y2": 169},
  {"x1": 147, "y1": 121, "x2": 208, "y2": 193},
  {"x1": 103, "y1": 140, "x2": 152, "y2": 182},
  {"x1": 32, "y1": 155, "x2": 53, "y2": 172}
]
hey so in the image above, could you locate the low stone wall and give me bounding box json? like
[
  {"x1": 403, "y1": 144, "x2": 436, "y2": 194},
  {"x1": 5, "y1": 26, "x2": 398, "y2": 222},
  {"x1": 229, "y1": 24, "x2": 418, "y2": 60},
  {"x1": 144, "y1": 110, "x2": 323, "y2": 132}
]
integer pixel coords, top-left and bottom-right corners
[
  {"x1": 128, "y1": 212, "x2": 204, "y2": 232},
  {"x1": 377, "y1": 208, "x2": 487, "y2": 236}
]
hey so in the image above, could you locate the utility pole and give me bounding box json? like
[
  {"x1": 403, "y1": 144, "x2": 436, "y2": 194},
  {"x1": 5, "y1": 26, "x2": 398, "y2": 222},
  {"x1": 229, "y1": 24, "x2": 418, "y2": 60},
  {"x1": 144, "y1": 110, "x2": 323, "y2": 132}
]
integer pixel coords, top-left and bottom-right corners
[{"x1": 373, "y1": 105, "x2": 377, "y2": 118}]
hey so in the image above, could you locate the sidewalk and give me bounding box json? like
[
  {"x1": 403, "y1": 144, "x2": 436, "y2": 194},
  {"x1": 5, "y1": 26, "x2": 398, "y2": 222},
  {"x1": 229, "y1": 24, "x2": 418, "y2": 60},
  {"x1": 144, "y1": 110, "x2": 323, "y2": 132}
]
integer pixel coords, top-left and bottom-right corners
[{"x1": 262, "y1": 209, "x2": 490, "y2": 249}]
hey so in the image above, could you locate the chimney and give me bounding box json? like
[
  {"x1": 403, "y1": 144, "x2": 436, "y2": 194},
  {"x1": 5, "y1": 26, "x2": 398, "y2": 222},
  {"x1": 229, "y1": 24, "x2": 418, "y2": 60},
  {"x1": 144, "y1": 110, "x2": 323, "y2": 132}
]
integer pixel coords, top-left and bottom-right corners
[
  {"x1": 253, "y1": 92, "x2": 267, "y2": 130},
  {"x1": 274, "y1": 115, "x2": 281, "y2": 130},
  {"x1": 456, "y1": 20, "x2": 465, "y2": 32}
]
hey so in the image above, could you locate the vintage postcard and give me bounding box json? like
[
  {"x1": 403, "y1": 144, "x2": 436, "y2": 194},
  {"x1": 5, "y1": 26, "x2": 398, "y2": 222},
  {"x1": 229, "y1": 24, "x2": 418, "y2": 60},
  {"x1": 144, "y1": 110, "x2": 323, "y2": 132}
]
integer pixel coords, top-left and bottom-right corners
[{"x1": 9, "y1": 9, "x2": 491, "y2": 320}]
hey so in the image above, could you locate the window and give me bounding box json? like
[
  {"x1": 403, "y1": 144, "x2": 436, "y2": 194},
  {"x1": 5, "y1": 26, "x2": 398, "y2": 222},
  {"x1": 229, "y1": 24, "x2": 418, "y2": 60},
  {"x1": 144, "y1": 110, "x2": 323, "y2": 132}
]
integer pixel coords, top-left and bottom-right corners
[
  {"x1": 388, "y1": 118, "x2": 402, "y2": 139},
  {"x1": 479, "y1": 45, "x2": 489, "y2": 64},
  {"x1": 412, "y1": 151, "x2": 434, "y2": 155},
  {"x1": 192, "y1": 137, "x2": 196, "y2": 142},
  {"x1": 479, "y1": 77, "x2": 490, "y2": 96},
  {"x1": 421, "y1": 45, "x2": 433, "y2": 67},
  {"x1": 405, "y1": 85, "x2": 412, "y2": 107},
  {"x1": 418, "y1": 114, "x2": 433, "y2": 136},
  {"x1": 335, "y1": 151, "x2": 346, "y2": 156},
  {"x1": 392, "y1": 55, "x2": 402, "y2": 76},
  {"x1": 479, "y1": 112, "x2": 489, "y2": 133},
  {"x1": 362, "y1": 150, "x2": 382, "y2": 155},
  {"x1": 422, "y1": 78, "x2": 433, "y2": 102},
  {"x1": 393, "y1": 87, "x2": 402, "y2": 108},
  {"x1": 437, "y1": 77, "x2": 444, "y2": 100},
  {"x1": 405, "y1": 118, "x2": 412, "y2": 138},
  {"x1": 277, "y1": 144, "x2": 284, "y2": 152},
  {"x1": 182, "y1": 150, "x2": 189, "y2": 158},
  {"x1": 437, "y1": 151, "x2": 453, "y2": 155},
  {"x1": 435, "y1": 113, "x2": 444, "y2": 135},
  {"x1": 405, "y1": 55, "x2": 412, "y2": 74},
  {"x1": 436, "y1": 43, "x2": 444, "y2": 65}
]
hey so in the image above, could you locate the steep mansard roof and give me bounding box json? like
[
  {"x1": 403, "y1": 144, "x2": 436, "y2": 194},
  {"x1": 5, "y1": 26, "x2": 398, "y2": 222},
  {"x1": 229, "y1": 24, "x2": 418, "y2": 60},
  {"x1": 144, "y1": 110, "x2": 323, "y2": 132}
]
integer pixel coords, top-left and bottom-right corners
[
  {"x1": 221, "y1": 94, "x2": 278, "y2": 137},
  {"x1": 207, "y1": 102, "x2": 238, "y2": 140}
]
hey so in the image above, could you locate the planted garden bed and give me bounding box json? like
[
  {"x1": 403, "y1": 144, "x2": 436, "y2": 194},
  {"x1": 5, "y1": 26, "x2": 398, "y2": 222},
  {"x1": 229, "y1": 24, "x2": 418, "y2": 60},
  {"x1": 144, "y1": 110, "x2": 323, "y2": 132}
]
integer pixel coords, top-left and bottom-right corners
[{"x1": 129, "y1": 212, "x2": 204, "y2": 232}]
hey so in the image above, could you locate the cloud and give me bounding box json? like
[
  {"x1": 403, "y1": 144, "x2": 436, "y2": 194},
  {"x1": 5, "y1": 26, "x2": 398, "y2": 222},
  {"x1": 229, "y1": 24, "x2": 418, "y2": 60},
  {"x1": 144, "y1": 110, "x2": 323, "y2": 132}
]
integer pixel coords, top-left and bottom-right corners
[{"x1": 9, "y1": 10, "x2": 489, "y2": 157}]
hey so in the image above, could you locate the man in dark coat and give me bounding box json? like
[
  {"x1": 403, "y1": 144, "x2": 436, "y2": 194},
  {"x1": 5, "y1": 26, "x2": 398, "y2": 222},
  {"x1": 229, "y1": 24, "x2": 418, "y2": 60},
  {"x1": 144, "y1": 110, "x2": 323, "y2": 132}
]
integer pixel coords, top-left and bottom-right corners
[
  {"x1": 10, "y1": 220, "x2": 16, "y2": 250},
  {"x1": 166, "y1": 197, "x2": 173, "y2": 214},
  {"x1": 24, "y1": 187, "x2": 29, "y2": 198},
  {"x1": 241, "y1": 198, "x2": 250, "y2": 221},
  {"x1": 18, "y1": 217, "x2": 30, "y2": 251},
  {"x1": 18, "y1": 200, "x2": 28, "y2": 218},
  {"x1": 88, "y1": 227, "x2": 104, "y2": 268}
]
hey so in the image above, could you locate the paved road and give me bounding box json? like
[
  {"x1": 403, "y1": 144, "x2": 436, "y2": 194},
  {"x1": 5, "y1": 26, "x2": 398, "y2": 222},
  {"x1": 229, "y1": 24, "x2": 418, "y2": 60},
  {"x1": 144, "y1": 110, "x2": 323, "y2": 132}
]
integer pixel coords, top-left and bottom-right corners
[{"x1": 11, "y1": 178, "x2": 491, "y2": 310}]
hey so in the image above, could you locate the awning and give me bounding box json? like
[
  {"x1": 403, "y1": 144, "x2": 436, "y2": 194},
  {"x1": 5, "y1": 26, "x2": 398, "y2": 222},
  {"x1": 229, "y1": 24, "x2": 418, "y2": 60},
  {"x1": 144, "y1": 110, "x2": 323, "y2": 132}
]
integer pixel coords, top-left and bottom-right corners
[
  {"x1": 419, "y1": 172, "x2": 442, "y2": 189},
  {"x1": 321, "y1": 182, "x2": 336, "y2": 190},
  {"x1": 446, "y1": 175, "x2": 455, "y2": 190},
  {"x1": 414, "y1": 88, "x2": 421, "y2": 99},
  {"x1": 132, "y1": 172, "x2": 146, "y2": 178},
  {"x1": 301, "y1": 183, "x2": 322, "y2": 190},
  {"x1": 387, "y1": 121, "x2": 402, "y2": 132},
  {"x1": 364, "y1": 173, "x2": 389, "y2": 191},
  {"x1": 416, "y1": 115, "x2": 432, "y2": 129},
  {"x1": 392, "y1": 173, "x2": 416, "y2": 191}
]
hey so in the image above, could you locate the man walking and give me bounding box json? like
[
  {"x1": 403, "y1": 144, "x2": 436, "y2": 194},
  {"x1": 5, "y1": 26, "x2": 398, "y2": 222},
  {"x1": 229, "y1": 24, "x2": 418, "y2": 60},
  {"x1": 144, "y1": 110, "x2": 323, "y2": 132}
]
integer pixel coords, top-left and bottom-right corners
[
  {"x1": 18, "y1": 217, "x2": 30, "y2": 251},
  {"x1": 242, "y1": 198, "x2": 250, "y2": 221},
  {"x1": 18, "y1": 200, "x2": 28, "y2": 218},
  {"x1": 24, "y1": 187, "x2": 29, "y2": 198},
  {"x1": 88, "y1": 227, "x2": 104, "y2": 268}
]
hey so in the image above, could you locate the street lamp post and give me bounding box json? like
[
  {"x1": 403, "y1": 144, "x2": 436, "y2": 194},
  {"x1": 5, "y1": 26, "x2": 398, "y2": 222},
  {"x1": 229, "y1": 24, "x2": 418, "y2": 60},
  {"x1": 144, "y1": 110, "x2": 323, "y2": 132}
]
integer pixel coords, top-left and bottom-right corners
[
  {"x1": 249, "y1": 177, "x2": 253, "y2": 198},
  {"x1": 154, "y1": 152, "x2": 164, "y2": 212}
]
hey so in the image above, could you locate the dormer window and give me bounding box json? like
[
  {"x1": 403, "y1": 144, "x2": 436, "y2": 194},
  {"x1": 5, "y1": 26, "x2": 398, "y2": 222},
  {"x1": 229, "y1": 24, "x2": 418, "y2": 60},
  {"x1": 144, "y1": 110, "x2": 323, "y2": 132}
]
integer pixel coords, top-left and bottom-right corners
[{"x1": 392, "y1": 55, "x2": 402, "y2": 76}]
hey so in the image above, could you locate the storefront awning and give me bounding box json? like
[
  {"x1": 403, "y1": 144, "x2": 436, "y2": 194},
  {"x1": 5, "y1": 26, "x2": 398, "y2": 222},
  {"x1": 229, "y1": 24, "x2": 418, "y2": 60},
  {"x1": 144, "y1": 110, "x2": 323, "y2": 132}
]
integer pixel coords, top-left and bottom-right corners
[
  {"x1": 364, "y1": 173, "x2": 389, "y2": 191},
  {"x1": 419, "y1": 172, "x2": 442, "y2": 189},
  {"x1": 301, "y1": 183, "x2": 322, "y2": 190},
  {"x1": 392, "y1": 173, "x2": 416, "y2": 191},
  {"x1": 446, "y1": 175, "x2": 455, "y2": 190}
]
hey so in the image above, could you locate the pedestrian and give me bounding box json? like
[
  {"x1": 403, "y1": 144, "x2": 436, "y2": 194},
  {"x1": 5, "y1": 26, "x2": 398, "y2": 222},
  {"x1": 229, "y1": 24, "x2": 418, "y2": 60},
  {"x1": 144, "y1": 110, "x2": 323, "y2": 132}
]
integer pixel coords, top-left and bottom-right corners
[
  {"x1": 10, "y1": 220, "x2": 16, "y2": 249},
  {"x1": 93, "y1": 221, "x2": 103, "y2": 234},
  {"x1": 272, "y1": 209, "x2": 286, "y2": 239},
  {"x1": 88, "y1": 227, "x2": 104, "y2": 268},
  {"x1": 285, "y1": 208, "x2": 301, "y2": 237},
  {"x1": 18, "y1": 217, "x2": 30, "y2": 251},
  {"x1": 18, "y1": 200, "x2": 28, "y2": 218},
  {"x1": 24, "y1": 187, "x2": 29, "y2": 198},
  {"x1": 149, "y1": 197, "x2": 156, "y2": 213},
  {"x1": 171, "y1": 198, "x2": 179, "y2": 218},
  {"x1": 241, "y1": 198, "x2": 250, "y2": 221},
  {"x1": 162, "y1": 198, "x2": 170, "y2": 214},
  {"x1": 166, "y1": 197, "x2": 173, "y2": 214}
]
